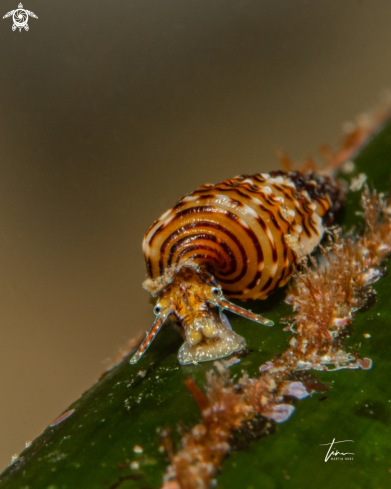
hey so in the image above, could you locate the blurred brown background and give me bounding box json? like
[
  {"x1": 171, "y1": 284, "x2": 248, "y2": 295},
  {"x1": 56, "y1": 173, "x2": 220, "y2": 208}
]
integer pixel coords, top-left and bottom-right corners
[{"x1": 0, "y1": 0, "x2": 391, "y2": 471}]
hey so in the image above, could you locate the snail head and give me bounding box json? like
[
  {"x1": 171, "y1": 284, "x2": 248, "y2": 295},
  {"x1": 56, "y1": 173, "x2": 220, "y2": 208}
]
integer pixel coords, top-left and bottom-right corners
[{"x1": 130, "y1": 267, "x2": 273, "y2": 366}]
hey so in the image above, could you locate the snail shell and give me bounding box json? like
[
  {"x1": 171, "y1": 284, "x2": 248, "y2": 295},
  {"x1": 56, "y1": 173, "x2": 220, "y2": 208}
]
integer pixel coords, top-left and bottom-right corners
[{"x1": 130, "y1": 170, "x2": 345, "y2": 365}]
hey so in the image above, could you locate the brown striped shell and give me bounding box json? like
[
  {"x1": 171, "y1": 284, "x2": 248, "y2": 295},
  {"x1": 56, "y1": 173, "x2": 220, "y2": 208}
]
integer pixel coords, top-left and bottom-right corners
[
  {"x1": 130, "y1": 171, "x2": 345, "y2": 366},
  {"x1": 143, "y1": 171, "x2": 338, "y2": 298}
]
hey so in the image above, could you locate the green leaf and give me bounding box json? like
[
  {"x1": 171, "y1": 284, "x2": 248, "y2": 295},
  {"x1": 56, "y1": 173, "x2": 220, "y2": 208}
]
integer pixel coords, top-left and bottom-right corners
[{"x1": 1, "y1": 121, "x2": 391, "y2": 489}]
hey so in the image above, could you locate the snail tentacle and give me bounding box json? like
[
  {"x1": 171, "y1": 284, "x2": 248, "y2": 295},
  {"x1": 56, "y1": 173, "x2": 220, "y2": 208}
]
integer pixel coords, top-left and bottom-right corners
[
  {"x1": 129, "y1": 309, "x2": 173, "y2": 365},
  {"x1": 213, "y1": 297, "x2": 274, "y2": 326}
]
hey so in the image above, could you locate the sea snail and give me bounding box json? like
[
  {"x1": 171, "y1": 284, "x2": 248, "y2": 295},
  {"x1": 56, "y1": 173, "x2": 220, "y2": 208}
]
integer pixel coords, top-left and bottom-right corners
[{"x1": 130, "y1": 170, "x2": 345, "y2": 365}]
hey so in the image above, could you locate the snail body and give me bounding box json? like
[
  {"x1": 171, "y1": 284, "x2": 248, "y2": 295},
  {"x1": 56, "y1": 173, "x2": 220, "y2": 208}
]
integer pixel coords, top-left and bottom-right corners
[{"x1": 130, "y1": 170, "x2": 345, "y2": 365}]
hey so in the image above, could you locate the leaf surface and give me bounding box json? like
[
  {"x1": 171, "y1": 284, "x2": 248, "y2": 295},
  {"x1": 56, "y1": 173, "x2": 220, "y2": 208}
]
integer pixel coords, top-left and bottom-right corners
[{"x1": 1, "y1": 121, "x2": 391, "y2": 489}]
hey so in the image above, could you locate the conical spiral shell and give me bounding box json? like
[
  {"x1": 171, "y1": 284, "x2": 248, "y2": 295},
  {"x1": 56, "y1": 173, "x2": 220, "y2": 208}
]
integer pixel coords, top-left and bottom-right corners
[{"x1": 143, "y1": 171, "x2": 342, "y2": 300}]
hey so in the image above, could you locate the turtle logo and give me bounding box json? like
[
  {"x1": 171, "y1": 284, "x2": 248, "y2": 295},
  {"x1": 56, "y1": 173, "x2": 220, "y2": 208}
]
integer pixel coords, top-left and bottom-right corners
[{"x1": 3, "y1": 3, "x2": 38, "y2": 32}]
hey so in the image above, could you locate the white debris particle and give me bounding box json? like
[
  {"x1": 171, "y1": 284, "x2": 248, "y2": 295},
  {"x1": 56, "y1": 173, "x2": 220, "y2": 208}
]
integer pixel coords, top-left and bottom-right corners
[
  {"x1": 130, "y1": 461, "x2": 140, "y2": 470},
  {"x1": 349, "y1": 173, "x2": 367, "y2": 191},
  {"x1": 363, "y1": 333, "x2": 371, "y2": 338},
  {"x1": 10, "y1": 454, "x2": 18, "y2": 463},
  {"x1": 158, "y1": 445, "x2": 165, "y2": 453},
  {"x1": 137, "y1": 370, "x2": 146, "y2": 378},
  {"x1": 213, "y1": 360, "x2": 226, "y2": 375},
  {"x1": 133, "y1": 445, "x2": 143, "y2": 454},
  {"x1": 289, "y1": 337, "x2": 297, "y2": 347},
  {"x1": 341, "y1": 160, "x2": 355, "y2": 174},
  {"x1": 220, "y1": 356, "x2": 241, "y2": 368},
  {"x1": 25, "y1": 441, "x2": 32, "y2": 448},
  {"x1": 260, "y1": 361, "x2": 274, "y2": 372}
]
